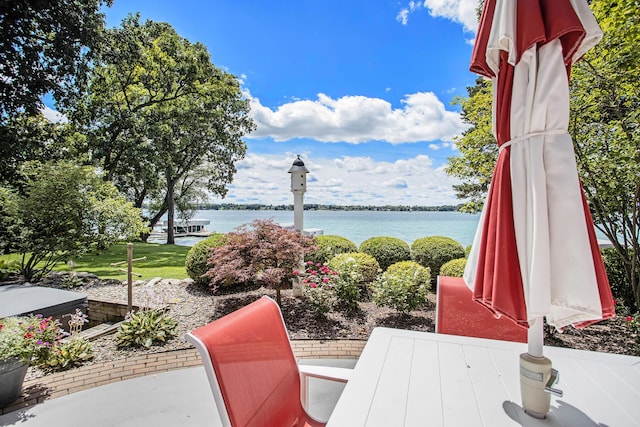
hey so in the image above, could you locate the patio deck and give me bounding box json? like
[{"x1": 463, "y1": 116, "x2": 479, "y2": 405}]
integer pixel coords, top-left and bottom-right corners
[{"x1": 0, "y1": 339, "x2": 365, "y2": 424}]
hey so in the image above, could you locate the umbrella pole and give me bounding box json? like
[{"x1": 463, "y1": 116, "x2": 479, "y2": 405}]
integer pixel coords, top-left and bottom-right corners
[{"x1": 527, "y1": 317, "x2": 544, "y2": 357}]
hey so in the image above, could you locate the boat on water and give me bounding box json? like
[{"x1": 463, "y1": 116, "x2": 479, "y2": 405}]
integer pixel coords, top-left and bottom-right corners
[{"x1": 156, "y1": 219, "x2": 212, "y2": 237}]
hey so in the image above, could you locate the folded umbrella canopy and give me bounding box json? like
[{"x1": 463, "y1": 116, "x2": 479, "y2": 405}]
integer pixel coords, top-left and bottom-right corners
[{"x1": 463, "y1": 0, "x2": 616, "y2": 358}]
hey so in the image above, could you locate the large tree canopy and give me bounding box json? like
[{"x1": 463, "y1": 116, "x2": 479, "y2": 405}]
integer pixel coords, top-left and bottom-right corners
[
  {"x1": 446, "y1": 0, "x2": 640, "y2": 307},
  {"x1": 0, "y1": 0, "x2": 112, "y2": 119},
  {"x1": 74, "y1": 15, "x2": 254, "y2": 243}
]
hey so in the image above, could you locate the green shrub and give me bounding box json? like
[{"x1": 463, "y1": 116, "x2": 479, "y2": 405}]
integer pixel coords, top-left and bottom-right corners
[
  {"x1": 59, "y1": 272, "x2": 84, "y2": 289},
  {"x1": 602, "y1": 247, "x2": 638, "y2": 312},
  {"x1": 0, "y1": 259, "x2": 19, "y2": 280},
  {"x1": 439, "y1": 258, "x2": 467, "y2": 278},
  {"x1": 306, "y1": 235, "x2": 358, "y2": 265},
  {"x1": 411, "y1": 236, "x2": 465, "y2": 283},
  {"x1": 328, "y1": 252, "x2": 380, "y2": 284},
  {"x1": 45, "y1": 338, "x2": 94, "y2": 371},
  {"x1": 185, "y1": 233, "x2": 227, "y2": 284},
  {"x1": 359, "y1": 237, "x2": 411, "y2": 271},
  {"x1": 299, "y1": 262, "x2": 338, "y2": 316},
  {"x1": 371, "y1": 262, "x2": 430, "y2": 314},
  {"x1": 386, "y1": 261, "x2": 431, "y2": 290},
  {"x1": 115, "y1": 309, "x2": 178, "y2": 348}
]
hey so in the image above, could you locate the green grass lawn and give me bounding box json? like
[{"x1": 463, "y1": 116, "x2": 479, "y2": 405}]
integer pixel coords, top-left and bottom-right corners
[{"x1": 2, "y1": 242, "x2": 190, "y2": 281}]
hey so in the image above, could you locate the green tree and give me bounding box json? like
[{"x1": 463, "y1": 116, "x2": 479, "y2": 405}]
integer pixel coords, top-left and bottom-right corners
[
  {"x1": 569, "y1": 0, "x2": 640, "y2": 307},
  {"x1": 74, "y1": 15, "x2": 254, "y2": 244},
  {"x1": 0, "y1": 0, "x2": 111, "y2": 119},
  {"x1": 0, "y1": 114, "x2": 84, "y2": 189},
  {"x1": 445, "y1": 77, "x2": 496, "y2": 213},
  {"x1": 1, "y1": 161, "x2": 146, "y2": 281},
  {"x1": 446, "y1": 1, "x2": 640, "y2": 307}
]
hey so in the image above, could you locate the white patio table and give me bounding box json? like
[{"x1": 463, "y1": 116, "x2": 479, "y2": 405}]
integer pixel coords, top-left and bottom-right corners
[{"x1": 326, "y1": 327, "x2": 640, "y2": 427}]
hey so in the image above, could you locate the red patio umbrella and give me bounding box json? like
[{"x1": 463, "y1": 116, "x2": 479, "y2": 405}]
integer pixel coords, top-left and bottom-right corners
[{"x1": 463, "y1": 0, "x2": 616, "y2": 417}]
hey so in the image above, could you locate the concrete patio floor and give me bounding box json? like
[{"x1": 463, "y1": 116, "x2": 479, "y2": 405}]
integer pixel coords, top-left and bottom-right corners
[{"x1": 0, "y1": 341, "x2": 364, "y2": 426}]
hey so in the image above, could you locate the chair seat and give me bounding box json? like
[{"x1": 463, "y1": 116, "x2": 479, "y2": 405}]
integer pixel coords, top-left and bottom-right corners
[{"x1": 186, "y1": 296, "x2": 351, "y2": 427}]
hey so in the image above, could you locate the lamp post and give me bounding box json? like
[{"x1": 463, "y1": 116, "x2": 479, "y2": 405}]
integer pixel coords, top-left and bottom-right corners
[{"x1": 288, "y1": 155, "x2": 309, "y2": 233}]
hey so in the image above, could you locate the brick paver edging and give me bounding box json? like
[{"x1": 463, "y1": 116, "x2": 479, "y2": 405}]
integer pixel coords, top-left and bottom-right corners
[{"x1": 1, "y1": 340, "x2": 366, "y2": 415}]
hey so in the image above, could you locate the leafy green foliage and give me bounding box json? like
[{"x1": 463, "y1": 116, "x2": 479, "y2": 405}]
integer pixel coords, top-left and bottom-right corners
[
  {"x1": 305, "y1": 235, "x2": 358, "y2": 265},
  {"x1": 328, "y1": 252, "x2": 379, "y2": 285},
  {"x1": 59, "y1": 273, "x2": 84, "y2": 289},
  {"x1": 446, "y1": 77, "x2": 497, "y2": 213},
  {"x1": 205, "y1": 220, "x2": 315, "y2": 305},
  {"x1": 386, "y1": 261, "x2": 431, "y2": 290},
  {"x1": 1, "y1": 161, "x2": 147, "y2": 281},
  {"x1": 439, "y1": 258, "x2": 467, "y2": 278},
  {"x1": 0, "y1": 259, "x2": 19, "y2": 280},
  {"x1": 602, "y1": 248, "x2": 638, "y2": 312},
  {"x1": 411, "y1": 236, "x2": 465, "y2": 283},
  {"x1": 372, "y1": 262, "x2": 430, "y2": 314},
  {"x1": 44, "y1": 338, "x2": 94, "y2": 371},
  {"x1": 0, "y1": 0, "x2": 111, "y2": 118},
  {"x1": 115, "y1": 309, "x2": 178, "y2": 349},
  {"x1": 74, "y1": 15, "x2": 254, "y2": 243},
  {"x1": 299, "y1": 262, "x2": 338, "y2": 317},
  {"x1": 185, "y1": 233, "x2": 227, "y2": 284},
  {"x1": 327, "y1": 257, "x2": 362, "y2": 307},
  {"x1": 359, "y1": 236, "x2": 411, "y2": 271}
]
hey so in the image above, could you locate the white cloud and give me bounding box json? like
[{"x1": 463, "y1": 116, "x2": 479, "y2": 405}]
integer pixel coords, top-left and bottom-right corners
[
  {"x1": 210, "y1": 153, "x2": 462, "y2": 206},
  {"x1": 397, "y1": 0, "x2": 479, "y2": 34},
  {"x1": 247, "y1": 91, "x2": 467, "y2": 144},
  {"x1": 41, "y1": 106, "x2": 67, "y2": 123}
]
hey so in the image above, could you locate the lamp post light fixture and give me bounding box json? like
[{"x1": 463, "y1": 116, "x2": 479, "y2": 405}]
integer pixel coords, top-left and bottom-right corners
[{"x1": 288, "y1": 155, "x2": 309, "y2": 233}]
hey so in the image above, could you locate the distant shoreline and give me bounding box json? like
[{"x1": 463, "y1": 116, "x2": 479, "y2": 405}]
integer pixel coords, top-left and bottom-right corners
[{"x1": 189, "y1": 203, "x2": 464, "y2": 212}]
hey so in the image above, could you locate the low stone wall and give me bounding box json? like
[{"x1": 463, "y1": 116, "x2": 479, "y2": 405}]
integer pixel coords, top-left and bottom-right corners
[
  {"x1": 87, "y1": 298, "x2": 141, "y2": 326},
  {"x1": 87, "y1": 298, "x2": 166, "y2": 327}
]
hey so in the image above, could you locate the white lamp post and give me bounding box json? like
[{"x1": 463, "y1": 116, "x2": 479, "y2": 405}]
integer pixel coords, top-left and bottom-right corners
[{"x1": 288, "y1": 155, "x2": 309, "y2": 233}]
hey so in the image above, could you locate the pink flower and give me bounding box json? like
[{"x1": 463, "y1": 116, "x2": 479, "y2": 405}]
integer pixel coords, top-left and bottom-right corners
[
  {"x1": 293, "y1": 270, "x2": 300, "y2": 276},
  {"x1": 310, "y1": 283, "x2": 317, "y2": 289},
  {"x1": 627, "y1": 316, "x2": 633, "y2": 322},
  {"x1": 323, "y1": 278, "x2": 329, "y2": 283},
  {"x1": 307, "y1": 261, "x2": 314, "y2": 265}
]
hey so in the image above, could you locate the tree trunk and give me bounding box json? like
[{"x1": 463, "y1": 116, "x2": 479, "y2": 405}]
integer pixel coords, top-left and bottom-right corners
[{"x1": 166, "y1": 177, "x2": 175, "y2": 245}]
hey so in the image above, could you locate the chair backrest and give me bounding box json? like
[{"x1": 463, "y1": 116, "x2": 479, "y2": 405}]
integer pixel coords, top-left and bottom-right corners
[
  {"x1": 436, "y1": 276, "x2": 527, "y2": 343},
  {"x1": 186, "y1": 296, "x2": 319, "y2": 427}
]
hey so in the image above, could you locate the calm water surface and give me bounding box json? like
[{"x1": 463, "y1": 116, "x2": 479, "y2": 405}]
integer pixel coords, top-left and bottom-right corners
[{"x1": 155, "y1": 210, "x2": 482, "y2": 247}]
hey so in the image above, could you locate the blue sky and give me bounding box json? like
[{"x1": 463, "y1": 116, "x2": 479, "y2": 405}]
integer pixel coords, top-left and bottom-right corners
[{"x1": 85, "y1": 0, "x2": 481, "y2": 206}]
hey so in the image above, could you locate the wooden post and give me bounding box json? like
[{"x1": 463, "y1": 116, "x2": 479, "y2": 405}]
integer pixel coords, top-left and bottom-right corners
[
  {"x1": 127, "y1": 243, "x2": 133, "y2": 313},
  {"x1": 109, "y1": 244, "x2": 146, "y2": 315}
]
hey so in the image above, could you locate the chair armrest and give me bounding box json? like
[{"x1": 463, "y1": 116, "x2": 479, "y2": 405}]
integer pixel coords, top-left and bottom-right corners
[
  {"x1": 298, "y1": 364, "x2": 352, "y2": 413},
  {"x1": 299, "y1": 364, "x2": 352, "y2": 383}
]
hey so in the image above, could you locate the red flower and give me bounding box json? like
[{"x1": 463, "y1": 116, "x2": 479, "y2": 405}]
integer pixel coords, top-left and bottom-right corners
[
  {"x1": 627, "y1": 316, "x2": 633, "y2": 322},
  {"x1": 293, "y1": 270, "x2": 300, "y2": 276}
]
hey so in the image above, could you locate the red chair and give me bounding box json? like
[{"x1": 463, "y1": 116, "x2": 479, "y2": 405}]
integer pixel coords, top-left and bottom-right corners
[
  {"x1": 186, "y1": 296, "x2": 351, "y2": 427},
  {"x1": 436, "y1": 276, "x2": 527, "y2": 343}
]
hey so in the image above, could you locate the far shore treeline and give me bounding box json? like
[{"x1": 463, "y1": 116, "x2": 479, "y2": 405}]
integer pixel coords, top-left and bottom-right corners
[{"x1": 183, "y1": 203, "x2": 464, "y2": 212}]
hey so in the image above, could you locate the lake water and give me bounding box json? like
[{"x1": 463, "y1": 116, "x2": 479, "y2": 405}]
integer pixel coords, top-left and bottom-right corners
[{"x1": 153, "y1": 210, "x2": 482, "y2": 247}]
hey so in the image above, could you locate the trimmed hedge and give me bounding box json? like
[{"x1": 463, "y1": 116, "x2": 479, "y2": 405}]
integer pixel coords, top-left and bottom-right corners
[
  {"x1": 185, "y1": 233, "x2": 228, "y2": 284},
  {"x1": 306, "y1": 235, "x2": 358, "y2": 265},
  {"x1": 359, "y1": 236, "x2": 411, "y2": 271},
  {"x1": 328, "y1": 252, "x2": 380, "y2": 284},
  {"x1": 602, "y1": 247, "x2": 638, "y2": 312},
  {"x1": 411, "y1": 236, "x2": 465, "y2": 283},
  {"x1": 371, "y1": 261, "x2": 431, "y2": 314},
  {"x1": 439, "y1": 258, "x2": 467, "y2": 278}
]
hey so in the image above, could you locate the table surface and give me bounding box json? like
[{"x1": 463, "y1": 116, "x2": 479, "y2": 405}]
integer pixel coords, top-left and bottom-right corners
[{"x1": 326, "y1": 328, "x2": 640, "y2": 427}]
